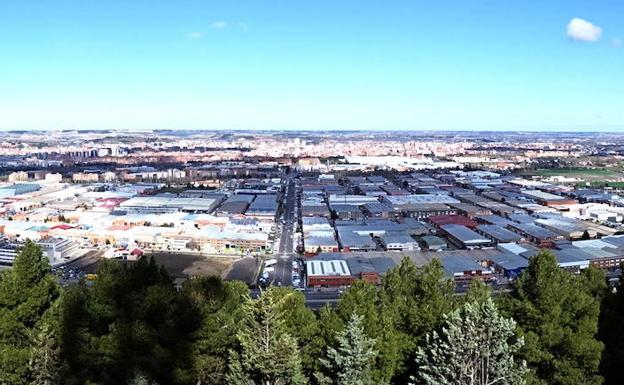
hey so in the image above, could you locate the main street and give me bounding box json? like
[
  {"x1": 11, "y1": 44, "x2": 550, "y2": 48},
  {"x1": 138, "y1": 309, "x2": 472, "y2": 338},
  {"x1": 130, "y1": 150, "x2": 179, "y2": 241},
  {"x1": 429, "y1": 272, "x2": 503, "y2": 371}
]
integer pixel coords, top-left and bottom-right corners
[{"x1": 271, "y1": 170, "x2": 297, "y2": 286}]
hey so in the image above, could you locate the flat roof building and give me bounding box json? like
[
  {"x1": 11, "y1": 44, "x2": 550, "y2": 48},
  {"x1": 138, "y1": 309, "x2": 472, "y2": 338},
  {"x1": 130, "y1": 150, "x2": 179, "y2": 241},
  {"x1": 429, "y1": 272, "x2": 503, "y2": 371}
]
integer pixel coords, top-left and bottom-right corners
[
  {"x1": 306, "y1": 259, "x2": 354, "y2": 287},
  {"x1": 440, "y1": 224, "x2": 492, "y2": 249},
  {"x1": 120, "y1": 196, "x2": 222, "y2": 214},
  {"x1": 476, "y1": 224, "x2": 524, "y2": 244}
]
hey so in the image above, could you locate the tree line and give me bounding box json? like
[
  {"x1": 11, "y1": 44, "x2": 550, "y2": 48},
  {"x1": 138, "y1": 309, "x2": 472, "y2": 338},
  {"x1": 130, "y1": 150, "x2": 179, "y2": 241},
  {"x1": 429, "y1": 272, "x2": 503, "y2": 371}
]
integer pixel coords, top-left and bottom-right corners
[{"x1": 1, "y1": 239, "x2": 624, "y2": 385}]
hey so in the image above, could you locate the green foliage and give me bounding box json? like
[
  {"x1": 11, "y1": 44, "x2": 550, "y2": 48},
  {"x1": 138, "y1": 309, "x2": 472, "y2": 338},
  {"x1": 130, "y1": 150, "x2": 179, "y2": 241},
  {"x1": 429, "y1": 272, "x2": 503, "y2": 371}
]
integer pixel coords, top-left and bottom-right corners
[
  {"x1": 336, "y1": 280, "x2": 399, "y2": 385},
  {"x1": 127, "y1": 371, "x2": 152, "y2": 385},
  {"x1": 307, "y1": 305, "x2": 345, "y2": 381},
  {"x1": 0, "y1": 240, "x2": 60, "y2": 384},
  {"x1": 59, "y1": 257, "x2": 201, "y2": 385},
  {"x1": 413, "y1": 298, "x2": 527, "y2": 385},
  {"x1": 29, "y1": 323, "x2": 62, "y2": 385},
  {"x1": 464, "y1": 279, "x2": 493, "y2": 304},
  {"x1": 598, "y1": 267, "x2": 624, "y2": 385},
  {"x1": 183, "y1": 276, "x2": 248, "y2": 385},
  {"x1": 267, "y1": 287, "x2": 320, "y2": 378},
  {"x1": 316, "y1": 313, "x2": 377, "y2": 385},
  {"x1": 502, "y1": 251, "x2": 604, "y2": 385},
  {"x1": 380, "y1": 257, "x2": 455, "y2": 382},
  {"x1": 332, "y1": 257, "x2": 456, "y2": 384},
  {"x1": 1, "y1": 246, "x2": 619, "y2": 385},
  {"x1": 226, "y1": 287, "x2": 307, "y2": 385}
]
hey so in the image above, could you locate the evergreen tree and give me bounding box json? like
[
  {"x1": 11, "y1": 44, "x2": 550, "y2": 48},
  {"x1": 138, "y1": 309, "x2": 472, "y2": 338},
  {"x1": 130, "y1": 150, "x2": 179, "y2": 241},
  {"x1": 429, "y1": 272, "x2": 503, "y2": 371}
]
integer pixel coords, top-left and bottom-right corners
[
  {"x1": 380, "y1": 257, "x2": 455, "y2": 382},
  {"x1": 502, "y1": 251, "x2": 603, "y2": 385},
  {"x1": 0, "y1": 240, "x2": 60, "y2": 384},
  {"x1": 598, "y1": 267, "x2": 624, "y2": 385},
  {"x1": 127, "y1": 371, "x2": 152, "y2": 385},
  {"x1": 29, "y1": 323, "x2": 62, "y2": 385},
  {"x1": 463, "y1": 279, "x2": 492, "y2": 304},
  {"x1": 226, "y1": 288, "x2": 307, "y2": 385},
  {"x1": 413, "y1": 298, "x2": 526, "y2": 385},
  {"x1": 60, "y1": 257, "x2": 201, "y2": 385},
  {"x1": 183, "y1": 276, "x2": 248, "y2": 385},
  {"x1": 268, "y1": 287, "x2": 320, "y2": 379},
  {"x1": 336, "y1": 280, "x2": 400, "y2": 385},
  {"x1": 316, "y1": 313, "x2": 377, "y2": 385}
]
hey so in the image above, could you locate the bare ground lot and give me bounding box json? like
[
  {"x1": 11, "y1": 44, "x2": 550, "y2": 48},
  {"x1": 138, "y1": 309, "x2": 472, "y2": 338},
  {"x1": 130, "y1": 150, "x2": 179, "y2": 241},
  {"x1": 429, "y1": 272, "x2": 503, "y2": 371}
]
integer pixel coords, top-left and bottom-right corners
[
  {"x1": 77, "y1": 252, "x2": 260, "y2": 285},
  {"x1": 146, "y1": 252, "x2": 237, "y2": 279}
]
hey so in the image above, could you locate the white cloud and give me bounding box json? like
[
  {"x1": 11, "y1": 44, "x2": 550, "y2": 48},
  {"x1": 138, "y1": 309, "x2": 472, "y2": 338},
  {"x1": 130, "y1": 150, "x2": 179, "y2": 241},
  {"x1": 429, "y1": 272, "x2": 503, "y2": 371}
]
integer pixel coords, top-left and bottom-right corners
[
  {"x1": 211, "y1": 21, "x2": 227, "y2": 29},
  {"x1": 186, "y1": 32, "x2": 203, "y2": 39},
  {"x1": 566, "y1": 18, "x2": 602, "y2": 42},
  {"x1": 613, "y1": 38, "x2": 622, "y2": 48}
]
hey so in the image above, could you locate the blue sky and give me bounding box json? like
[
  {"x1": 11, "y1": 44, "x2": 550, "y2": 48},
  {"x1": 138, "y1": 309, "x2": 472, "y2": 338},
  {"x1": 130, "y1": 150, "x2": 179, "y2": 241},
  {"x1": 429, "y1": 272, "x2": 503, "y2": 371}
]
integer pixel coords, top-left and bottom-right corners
[{"x1": 0, "y1": 0, "x2": 622, "y2": 131}]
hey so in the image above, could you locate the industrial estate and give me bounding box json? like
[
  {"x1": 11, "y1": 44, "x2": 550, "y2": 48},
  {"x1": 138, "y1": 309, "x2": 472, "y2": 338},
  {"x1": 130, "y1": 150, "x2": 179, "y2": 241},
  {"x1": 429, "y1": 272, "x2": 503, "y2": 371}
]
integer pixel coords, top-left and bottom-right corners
[
  {"x1": 1, "y1": 130, "x2": 624, "y2": 293},
  {"x1": 2, "y1": 0, "x2": 624, "y2": 383}
]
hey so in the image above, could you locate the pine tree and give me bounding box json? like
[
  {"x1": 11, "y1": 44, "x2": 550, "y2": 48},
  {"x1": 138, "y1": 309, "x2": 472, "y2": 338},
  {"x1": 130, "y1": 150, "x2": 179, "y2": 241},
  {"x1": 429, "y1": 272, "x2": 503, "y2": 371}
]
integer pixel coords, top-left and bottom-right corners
[
  {"x1": 183, "y1": 276, "x2": 248, "y2": 385},
  {"x1": 226, "y1": 288, "x2": 307, "y2": 385},
  {"x1": 502, "y1": 250, "x2": 603, "y2": 385},
  {"x1": 316, "y1": 313, "x2": 377, "y2": 385},
  {"x1": 29, "y1": 323, "x2": 61, "y2": 385},
  {"x1": 127, "y1": 371, "x2": 153, "y2": 385},
  {"x1": 336, "y1": 280, "x2": 400, "y2": 384},
  {"x1": 0, "y1": 240, "x2": 60, "y2": 384},
  {"x1": 597, "y1": 267, "x2": 624, "y2": 385},
  {"x1": 380, "y1": 257, "x2": 455, "y2": 383},
  {"x1": 267, "y1": 287, "x2": 320, "y2": 380},
  {"x1": 59, "y1": 257, "x2": 201, "y2": 385},
  {"x1": 413, "y1": 298, "x2": 527, "y2": 385}
]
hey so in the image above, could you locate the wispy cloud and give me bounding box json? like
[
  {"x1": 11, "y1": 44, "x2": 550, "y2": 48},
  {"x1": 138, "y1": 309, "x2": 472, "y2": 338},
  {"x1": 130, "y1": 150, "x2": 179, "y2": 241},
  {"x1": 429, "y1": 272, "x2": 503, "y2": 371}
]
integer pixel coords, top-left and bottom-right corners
[
  {"x1": 236, "y1": 22, "x2": 249, "y2": 31},
  {"x1": 211, "y1": 21, "x2": 227, "y2": 29},
  {"x1": 613, "y1": 38, "x2": 622, "y2": 48},
  {"x1": 186, "y1": 31, "x2": 203, "y2": 39},
  {"x1": 566, "y1": 18, "x2": 602, "y2": 42}
]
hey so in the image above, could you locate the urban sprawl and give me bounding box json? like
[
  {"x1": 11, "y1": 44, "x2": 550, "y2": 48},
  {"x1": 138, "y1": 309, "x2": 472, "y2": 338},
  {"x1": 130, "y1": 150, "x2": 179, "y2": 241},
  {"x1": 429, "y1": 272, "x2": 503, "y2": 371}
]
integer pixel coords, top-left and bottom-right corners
[{"x1": 2, "y1": 130, "x2": 624, "y2": 303}]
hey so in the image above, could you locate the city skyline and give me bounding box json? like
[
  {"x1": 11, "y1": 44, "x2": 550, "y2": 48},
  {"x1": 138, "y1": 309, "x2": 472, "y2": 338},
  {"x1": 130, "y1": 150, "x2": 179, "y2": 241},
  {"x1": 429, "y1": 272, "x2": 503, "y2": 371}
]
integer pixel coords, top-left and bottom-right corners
[{"x1": 1, "y1": 0, "x2": 623, "y2": 132}]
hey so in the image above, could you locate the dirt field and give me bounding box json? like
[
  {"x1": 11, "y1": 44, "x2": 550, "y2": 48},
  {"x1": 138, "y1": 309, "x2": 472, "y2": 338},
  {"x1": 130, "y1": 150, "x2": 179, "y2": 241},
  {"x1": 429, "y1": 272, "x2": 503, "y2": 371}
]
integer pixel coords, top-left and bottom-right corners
[
  {"x1": 146, "y1": 252, "x2": 238, "y2": 279},
  {"x1": 75, "y1": 252, "x2": 261, "y2": 284}
]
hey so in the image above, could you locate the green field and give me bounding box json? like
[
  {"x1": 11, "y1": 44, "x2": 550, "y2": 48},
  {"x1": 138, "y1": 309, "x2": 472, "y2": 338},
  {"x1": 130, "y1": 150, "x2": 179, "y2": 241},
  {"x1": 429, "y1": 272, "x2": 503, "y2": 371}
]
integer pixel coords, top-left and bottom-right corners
[{"x1": 522, "y1": 167, "x2": 624, "y2": 180}]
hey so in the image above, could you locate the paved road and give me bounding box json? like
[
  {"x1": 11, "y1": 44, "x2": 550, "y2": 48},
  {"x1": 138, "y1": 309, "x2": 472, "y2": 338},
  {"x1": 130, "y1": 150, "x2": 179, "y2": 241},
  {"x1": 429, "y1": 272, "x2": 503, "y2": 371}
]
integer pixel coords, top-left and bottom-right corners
[
  {"x1": 226, "y1": 256, "x2": 262, "y2": 285},
  {"x1": 271, "y1": 172, "x2": 297, "y2": 286},
  {"x1": 250, "y1": 288, "x2": 341, "y2": 309},
  {"x1": 61, "y1": 249, "x2": 105, "y2": 273}
]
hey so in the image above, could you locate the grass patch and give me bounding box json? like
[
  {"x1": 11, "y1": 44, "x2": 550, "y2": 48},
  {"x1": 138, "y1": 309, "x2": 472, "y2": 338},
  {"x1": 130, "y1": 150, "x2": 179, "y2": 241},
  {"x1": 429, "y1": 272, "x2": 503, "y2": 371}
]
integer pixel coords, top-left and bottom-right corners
[{"x1": 522, "y1": 168, "x2": 623, "y2": 180}]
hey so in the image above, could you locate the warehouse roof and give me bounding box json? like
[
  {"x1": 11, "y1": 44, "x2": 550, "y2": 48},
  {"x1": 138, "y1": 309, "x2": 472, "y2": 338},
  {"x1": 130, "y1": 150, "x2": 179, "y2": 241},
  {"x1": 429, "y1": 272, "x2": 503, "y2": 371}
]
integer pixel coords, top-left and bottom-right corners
[
  {"x1": 307, "y1": 260, "x2": 351, "y2": 277},
  {"x1": 362, "y1": 201, "x2": 395, "y2": 214},
  {"x1": 305, "y1": 234, "x2": 339, "y2": 247},
  {"x1": 430, "y1": 215, "x2": 478, "y2": 229},
  {"x1": 477, "y1": 225, "x2": 523, "y2": 243},
  {"x1": 381, "y1": 232, "x2": 417, "y2": 245},
  {"x1": 508, "y1": 214, "x2": 536, "y2": 224},
  {"x1": 336, "y1": 229, "x2": 376, "y2": 249},
  {"x1": 441, "y1": 224, "x2": 491, "y2": 245},
  {"x1": 602, "y1": 235, "x2": 624, "y2": 247},
  {"x1": 485, "y1": 253, "x2": 529, "y2": 270},
  {"x1": 346, "y1": 256, "x2": 396, "y2": 275},
  {"x1": 508, "y1": 223, "x2": 559, "y2": 239},
  {"x1": 422, "y1": 235, "x2": 446, "y2": 247},
  {"x1": 119, "y1": 196, "x2": 220, "y2": 212},
  {"x1": 521, "y1": 189, "x2": 567, "y2": 201},
  {"x1": 384, "y1": 194, "x2": 460, "y2": 206},
  {"x1": 475, "y1": 214, "x2": 513, "y2": 227},
  {"x1": 441, "y1": 255, "x2": 488, "y2": 275}
]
